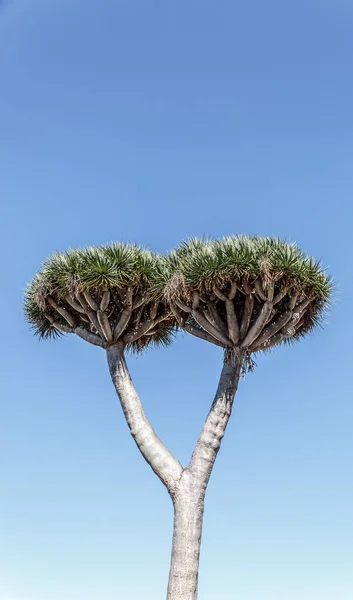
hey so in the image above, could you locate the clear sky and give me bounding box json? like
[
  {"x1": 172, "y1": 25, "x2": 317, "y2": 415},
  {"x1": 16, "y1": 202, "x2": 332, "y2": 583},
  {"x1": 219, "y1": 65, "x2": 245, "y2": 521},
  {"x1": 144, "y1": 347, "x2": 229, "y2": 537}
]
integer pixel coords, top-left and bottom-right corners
[{"x1": 0, "y1": 1, "x2": 352, "y2": 599}]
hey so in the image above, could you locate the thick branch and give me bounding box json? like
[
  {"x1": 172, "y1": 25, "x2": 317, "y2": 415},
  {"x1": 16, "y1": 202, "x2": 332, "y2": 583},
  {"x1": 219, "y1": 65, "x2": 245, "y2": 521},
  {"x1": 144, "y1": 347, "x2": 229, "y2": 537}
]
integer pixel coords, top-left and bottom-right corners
[
  {"x1": 170, "y1": 304, "x2": 223, "y2": 347},
  {"x1": 78, "y1": 313, "x2": 90, "y2": 323},
  {"x1": 82, "y1": 290, "x2": 98, "y2": 311},
  {"x1": 213, "y1": 286, "x2": 227, "y2": 301},
  {"x1": 175, "y1": 298, "x2": 192, "y2": 313},
  {"x1": 65, "y1": 295, "x2": 86, "y2": 314},
  {"x1": 229, "y1": 281, "x2": 237, "y2": 300},
  {"x1": 186, "y1": 323, "x2": 223, "y2": 347},
  {"x1": 204, "y1": 303, "x2": 228, "y2": 338},
  {"x1": 289, "y1": 294, "x2": 298, "y2": 310},
  {"x1": 50, "y1": 321, "x2": 104, "y2": 347},
  {"x1": 225, "y1": 299, "x2": 240, "y2": 344},
  {"x1": 254, "y1": 279, "x2": 267, "y2": 302},
  {"x1": 107, "y1": 346, "x2": 183, "y2": 495},
  {"x1": 76, "y1": 292, "x2": 90, "y2": 312},
  {"x1": 121, "y1": 315, "x2": 167, "y2": 345},
  {"x1": 293, "y1": 297, "x2": 312, "y2": 314},
  {"x1": 52, "y1": 322, "x2": 73, "y2": 334},
  {"x1": 47, "y1": 296, "x2": 76, "y2": 328},
  {"x1": 132, "y1": 295, "x2": 146, "y2": 310},
  {"x1": 240, "y1": 293, "x2": 254, "y2": 341},
  {"x1": 100, "y1": 290, "x2": 111, "y2": 311},
  {"x1": 75, "y1": 327, "x2": 104, "y2": 347},
  {"x1": 113, "y1": 309, "x2": 132, "y2": 341},
  {"x1": 241, "y1": 301, "x2": 273, "y2": 348},
  {"x1": 86, "y1": 309, "x2": 104, "y2": 338},
  {"x1": 111, "y1": 287, "x2": 134, "y2": 340},
  {"x1": 249, "y1": 310, "x2": 292, "y2": 350},
  {"x1": 191, "y1": 309, "x2": 232, "y2": 347},
  {"x1": 188, "y1": 350, "x2": 244, "y2": 490},
  {"x1": 184, "y1": 323, "x2": 224, "y2": 347},
  {"x1": 273, "y1": 286, "x2": 288, "y2": 305},
  {"x1": 252, "y1": 313, "x2": 305, "y2": 351},
  {"x1": 253, "y1": 332, "x2": 284, "y2": 351},
  {"x1": 97, "y1": 309, "x2": 113, "y2": 343},
  {"x1": 150, "y1": 300, "x2": 159, "y2": 320}
]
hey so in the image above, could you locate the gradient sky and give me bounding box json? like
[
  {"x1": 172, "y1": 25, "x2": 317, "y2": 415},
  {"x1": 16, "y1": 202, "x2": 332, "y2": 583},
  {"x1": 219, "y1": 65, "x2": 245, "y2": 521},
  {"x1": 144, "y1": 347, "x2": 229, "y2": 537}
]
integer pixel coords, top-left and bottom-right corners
[{"x1": 1, "y1": 1, "x2": 352, "y2": 599}]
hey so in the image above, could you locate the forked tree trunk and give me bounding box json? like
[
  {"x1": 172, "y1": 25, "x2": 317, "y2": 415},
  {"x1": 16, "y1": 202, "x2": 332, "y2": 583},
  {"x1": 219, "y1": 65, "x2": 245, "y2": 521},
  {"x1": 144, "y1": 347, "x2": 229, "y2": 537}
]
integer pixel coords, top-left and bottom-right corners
[{"x1": 107, "y1": 345, "x2": 243, "y2": 600}]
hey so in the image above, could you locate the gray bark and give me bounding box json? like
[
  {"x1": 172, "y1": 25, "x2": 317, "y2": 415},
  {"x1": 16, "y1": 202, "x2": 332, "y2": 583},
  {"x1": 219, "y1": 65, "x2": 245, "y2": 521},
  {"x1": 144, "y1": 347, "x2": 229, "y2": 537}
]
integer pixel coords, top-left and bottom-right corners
[
  {"x1": 167, "y1": 350, "x2": 244, "y2": 600},
  {"x1": 107, "y1": 344, "x2": 243, "y2": 600},
  {"x1": 167, "y1": 470, "x2": 205, "y2": 600},
  {"x1": 188, "y1": 350, "x2": 243, "y2": 491},
  {"x1": 107, "y1": 345, "x2": 183, "y2": 495}
]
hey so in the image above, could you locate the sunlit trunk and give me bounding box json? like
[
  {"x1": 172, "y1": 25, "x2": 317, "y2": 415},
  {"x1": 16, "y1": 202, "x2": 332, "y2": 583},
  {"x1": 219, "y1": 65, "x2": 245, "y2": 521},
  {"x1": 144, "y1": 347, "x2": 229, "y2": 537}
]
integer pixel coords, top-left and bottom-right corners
[{"x1": 167, "y1": 471, "x2": 205, "y2": 600}]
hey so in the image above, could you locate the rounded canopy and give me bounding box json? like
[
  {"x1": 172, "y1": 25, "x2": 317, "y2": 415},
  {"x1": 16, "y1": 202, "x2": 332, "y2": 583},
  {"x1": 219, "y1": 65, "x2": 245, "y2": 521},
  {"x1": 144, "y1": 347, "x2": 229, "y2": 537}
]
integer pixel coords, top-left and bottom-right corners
[
  {"x1": 24, "y1": 236, "x2": 332, "y2": 354},
  {"x1": 24, "y1": 243, "x2": 175, "y2": 351},
  {"x1": 160, "y1": 236, "x2": 332, "y2": 353}
]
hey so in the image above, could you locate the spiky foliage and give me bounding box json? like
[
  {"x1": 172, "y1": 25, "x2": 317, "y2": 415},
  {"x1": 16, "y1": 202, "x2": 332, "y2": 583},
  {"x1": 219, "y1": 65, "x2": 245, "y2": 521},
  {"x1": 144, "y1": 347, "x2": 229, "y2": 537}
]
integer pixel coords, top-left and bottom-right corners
[
  {"x1": 24, "y1": 243, "x2": 176, "y2": 352},
  {"x1": 159, "y1": 236, "x2": 332, "y2": 353}
]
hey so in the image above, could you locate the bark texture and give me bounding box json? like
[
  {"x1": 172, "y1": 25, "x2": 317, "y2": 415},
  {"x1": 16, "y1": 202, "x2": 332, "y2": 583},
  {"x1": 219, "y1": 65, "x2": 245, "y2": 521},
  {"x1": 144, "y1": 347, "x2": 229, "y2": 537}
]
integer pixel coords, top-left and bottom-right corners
[
  {"x1": 167, "y1": 470, "x2": 205, "y2": 600},
  {"x1": 107, "y1": 345, "x2": 183, "y2": 495},
  {"x1": 107, "y1": 344, "x2": 243, "y2": 600},
  {"x1": 167, "y1": 349, "x2": 244, "y2": 600}
]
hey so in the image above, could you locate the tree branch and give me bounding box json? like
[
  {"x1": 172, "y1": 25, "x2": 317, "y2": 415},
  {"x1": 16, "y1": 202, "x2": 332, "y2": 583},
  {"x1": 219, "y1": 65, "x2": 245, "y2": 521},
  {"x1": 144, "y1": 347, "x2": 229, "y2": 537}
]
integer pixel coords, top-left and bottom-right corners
[
  {"x1": 188, "y1": 350, "x2": 244, "y2": 491},
  {"x1": 252, "y1": 313, "x2": 306, "y2": 351},
  {"x1": 113, "y1": 309, "x2": 132, "y2": 341},
  {"x1": 204, "y1": 303, "x2": 229, "y2": 338},
  {"x1": 78, "y1": 313, "x2": 90, "y2": 324},
  {"x1": 100, "y1": 290, "x2": 111, "y2": 311},
  {"x1": 112, "y1": 287, "x2": 134, "y2": 341},
  {"x1": 185, "y1": 323, "x2": 224, "y2": 347},
  {"x1": 52, "y1": 322, "x2": 74, "y2": 334},
  {"x1": 107, "y1": 346, "x2": 183, "y2": 495},
  {"x1": 97, "y1": 309, "x2": 113, "y2": 343},
  {"x1": 82, "y1": 290, "x2": 98, "y2": 311},
  {"x1": 65, "y1": 295, "x2": 86, "y2": 314},
  {"x1": 213, "y1": 286, "x2": 227, "y2": 301},
  {"x1": 175, "y1": 298, "x2": 192, "y2": 313},
  {"x1": 293, "y1": 297, "x2": 312, "y2": 314},
  {"x1": 50, "y1": 321, "x2": 104, "y2": 347},
  {"x1": 122, "y1": 318, "x2": 157, "y2": 344},
  {"x1": 191, "y1": 309, "x2": 232, "y2": 347},
  {"x1": 132, "y1": 295, "x2": 146, "y2": 310},
  {"x1": 239, "y1": 293, "x2": 254, "y2": 341},
  {"x1": 249, "y1": 310, "x2": 292, "y2": 350},
  {"x1": 75, "y1": 327, "x2": 104, "y2": 347},
  {"x1": 170, "y1": 304, "x2": 223, "y2": 347},
  {"x1": 229, "y1": 281, "x2": 237, "y2": 299},
  {"x1": 86, "y1": 309, "x2": 105, "y2": 338},
  {"x1": 47, "y1": 296, "x2": 76, "y2": 328},
  {"x1": 254, "y1": 279, "x2": 267, "y2": 302},
  {"x1": 225, "y1": 299, "x2": 239, "y2": 344},
  {"x1": 241, "y1": 301, "x2": 273, "y2": 348},
  {"x1": 273, "y1": 286, "x2": 288, "y2": 305}
]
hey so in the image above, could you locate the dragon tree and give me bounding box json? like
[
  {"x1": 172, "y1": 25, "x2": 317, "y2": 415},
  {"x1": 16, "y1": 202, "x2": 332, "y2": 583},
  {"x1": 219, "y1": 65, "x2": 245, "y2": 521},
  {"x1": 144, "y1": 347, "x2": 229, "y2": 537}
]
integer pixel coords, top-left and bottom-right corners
[{"x1": 24, "y1": 236, "x2": 332, "y2": 600}]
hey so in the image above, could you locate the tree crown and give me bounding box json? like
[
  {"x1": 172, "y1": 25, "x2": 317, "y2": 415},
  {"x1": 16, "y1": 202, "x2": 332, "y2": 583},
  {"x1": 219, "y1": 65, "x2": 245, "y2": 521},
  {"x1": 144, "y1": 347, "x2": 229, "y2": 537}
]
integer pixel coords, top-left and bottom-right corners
[
  {"x1": 24, "y1": 243, "x2": 175, "y2": 352},
  {"x1": 159, "y1": 236, "x2": 332, "y2": 351},
  {"x1": 24, "y1": 236, "x2": 332, "y2": 354}
]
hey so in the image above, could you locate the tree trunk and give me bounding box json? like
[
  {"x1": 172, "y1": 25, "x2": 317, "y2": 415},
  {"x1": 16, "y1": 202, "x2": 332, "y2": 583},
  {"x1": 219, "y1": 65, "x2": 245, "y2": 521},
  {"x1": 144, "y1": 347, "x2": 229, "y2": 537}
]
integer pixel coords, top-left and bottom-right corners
[
  {"x1": 167, "y1": 470, "x2": 205, "y2": 600},
  {"x1": 107, "y1": 345, "x2": 244, "y2": 600},
  {"x1": 167, "y1": 349, "x2": 244, "y2": 600},
  {"x1": 107, "y1": 344, "x2": 183, "y2": 495}
]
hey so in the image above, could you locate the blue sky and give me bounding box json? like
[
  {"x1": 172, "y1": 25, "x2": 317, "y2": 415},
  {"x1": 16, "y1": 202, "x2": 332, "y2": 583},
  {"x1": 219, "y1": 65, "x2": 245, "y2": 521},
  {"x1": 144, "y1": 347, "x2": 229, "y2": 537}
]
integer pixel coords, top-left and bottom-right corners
[{"x1": 0, "y1": 1, "x2": 352, "y2": 599}]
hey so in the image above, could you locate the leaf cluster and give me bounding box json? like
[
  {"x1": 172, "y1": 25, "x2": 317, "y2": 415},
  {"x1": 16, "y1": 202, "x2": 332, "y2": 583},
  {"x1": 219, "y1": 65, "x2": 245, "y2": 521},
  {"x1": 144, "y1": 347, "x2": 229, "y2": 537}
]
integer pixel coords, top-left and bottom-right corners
[{"x1": 24, "y1": 236, "x2": 333, "y2": 353}]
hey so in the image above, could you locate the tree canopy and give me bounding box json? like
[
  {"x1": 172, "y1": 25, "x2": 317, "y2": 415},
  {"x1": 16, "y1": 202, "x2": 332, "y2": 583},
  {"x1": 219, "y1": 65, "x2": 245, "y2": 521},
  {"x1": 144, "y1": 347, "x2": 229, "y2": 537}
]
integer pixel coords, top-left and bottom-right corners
[{"x1": 24, "y1": 236, "x2": 332, "y2": 354}]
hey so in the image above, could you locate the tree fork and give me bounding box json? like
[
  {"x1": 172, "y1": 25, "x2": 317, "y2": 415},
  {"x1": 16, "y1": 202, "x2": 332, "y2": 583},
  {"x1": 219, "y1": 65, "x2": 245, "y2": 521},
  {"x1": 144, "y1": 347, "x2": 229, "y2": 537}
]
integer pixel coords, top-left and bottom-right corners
[
  {"x1": 167, "y1": 348, "x2": 244, "y2": 600},
  {"x1": 108, "y1": 342, "x2": 244, "y2": 600},
  {"x1": 24, "y1": 237, "x2": 332, "y2": 600}
]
